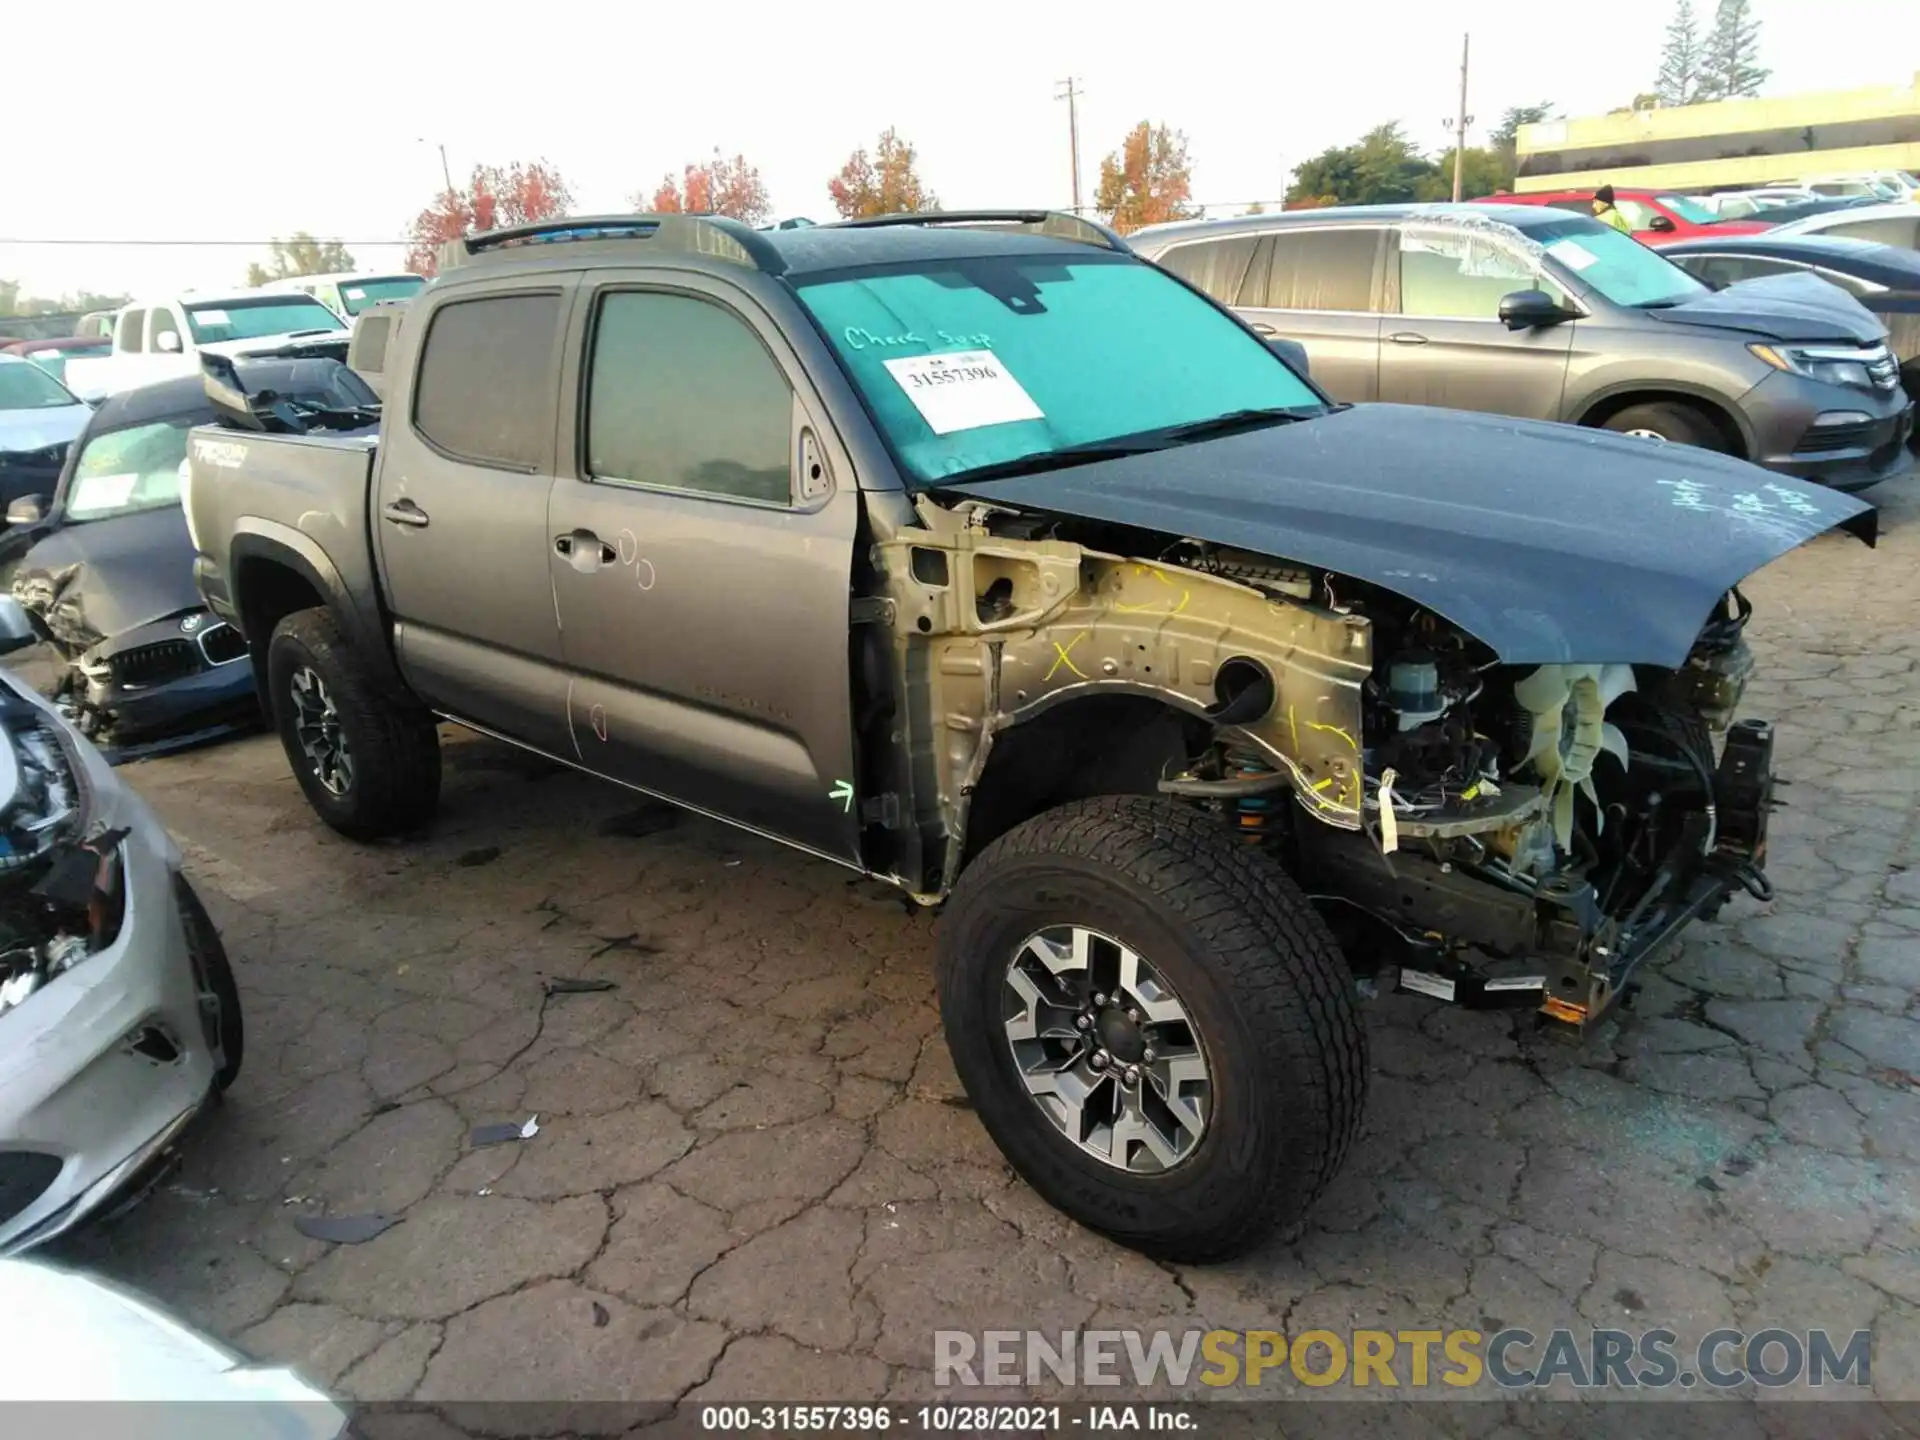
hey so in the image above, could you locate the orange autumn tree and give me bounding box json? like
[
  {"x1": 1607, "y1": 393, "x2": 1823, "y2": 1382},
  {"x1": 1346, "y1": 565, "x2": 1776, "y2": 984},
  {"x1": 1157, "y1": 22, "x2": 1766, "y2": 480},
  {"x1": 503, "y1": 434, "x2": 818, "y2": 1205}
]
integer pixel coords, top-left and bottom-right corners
[
  {"x1": 1094, "y1": 122, "x2": 1198, "y2": 234},
  {"x1": 405, "y1": 160, "x2": 575, "y2": 276},
  {"x1": 641, "y1": 151, "x2": 773, "y2": 226},
  {"x1": 827, "y1": 128, "x2": 938, "y2": 218}
]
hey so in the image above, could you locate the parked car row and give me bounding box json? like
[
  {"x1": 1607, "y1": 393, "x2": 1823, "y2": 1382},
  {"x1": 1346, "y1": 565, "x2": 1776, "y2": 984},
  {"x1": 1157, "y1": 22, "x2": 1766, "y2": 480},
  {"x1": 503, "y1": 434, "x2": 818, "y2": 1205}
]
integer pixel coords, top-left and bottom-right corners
[{"x1": 1135, "y1": 203, "x2": 1915, "y2": 491}]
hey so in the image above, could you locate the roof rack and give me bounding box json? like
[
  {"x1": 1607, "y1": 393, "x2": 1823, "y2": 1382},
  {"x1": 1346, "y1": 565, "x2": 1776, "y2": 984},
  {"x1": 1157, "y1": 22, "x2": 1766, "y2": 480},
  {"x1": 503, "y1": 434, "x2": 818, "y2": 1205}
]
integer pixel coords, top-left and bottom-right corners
[
  {"x1": 436, "y1": 214, "x2": 788, "y2": 277},
  {"x1": 824, "y1": 210, "x2": 1131, "y2": 253}
]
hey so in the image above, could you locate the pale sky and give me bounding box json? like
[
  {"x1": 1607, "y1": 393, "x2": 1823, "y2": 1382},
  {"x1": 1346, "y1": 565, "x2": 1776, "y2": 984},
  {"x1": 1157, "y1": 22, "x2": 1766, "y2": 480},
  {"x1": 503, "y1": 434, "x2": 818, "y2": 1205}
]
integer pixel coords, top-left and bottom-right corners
[{"x1": 6, "y1": 0, "x2": 1918, "y2": 302}]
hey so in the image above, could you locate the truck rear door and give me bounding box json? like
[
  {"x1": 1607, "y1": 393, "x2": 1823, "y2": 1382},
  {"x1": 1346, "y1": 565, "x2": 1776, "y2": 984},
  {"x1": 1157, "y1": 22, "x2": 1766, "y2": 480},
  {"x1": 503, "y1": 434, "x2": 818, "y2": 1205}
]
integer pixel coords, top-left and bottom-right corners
[
  {"x1": 545, "y1": 270, "x2": 863, "y2": 866},
  {"x1": 370, "y1": 277, "x2": 577, "y2": 756}
]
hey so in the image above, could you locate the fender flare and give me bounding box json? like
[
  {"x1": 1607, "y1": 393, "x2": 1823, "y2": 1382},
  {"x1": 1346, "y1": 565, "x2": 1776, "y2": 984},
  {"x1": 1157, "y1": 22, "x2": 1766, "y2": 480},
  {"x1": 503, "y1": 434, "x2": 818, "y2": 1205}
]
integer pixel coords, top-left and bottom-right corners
[{"x1": 228, "y1": 521, "x2": 407, "y2": 694}]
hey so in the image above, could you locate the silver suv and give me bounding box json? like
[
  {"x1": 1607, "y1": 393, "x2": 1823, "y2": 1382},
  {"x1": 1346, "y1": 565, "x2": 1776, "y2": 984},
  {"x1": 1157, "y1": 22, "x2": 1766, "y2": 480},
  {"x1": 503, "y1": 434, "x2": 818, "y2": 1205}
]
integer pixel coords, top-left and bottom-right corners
[{"x1": 1133, "y1": 204, "x2": 1914, "y2": 492}]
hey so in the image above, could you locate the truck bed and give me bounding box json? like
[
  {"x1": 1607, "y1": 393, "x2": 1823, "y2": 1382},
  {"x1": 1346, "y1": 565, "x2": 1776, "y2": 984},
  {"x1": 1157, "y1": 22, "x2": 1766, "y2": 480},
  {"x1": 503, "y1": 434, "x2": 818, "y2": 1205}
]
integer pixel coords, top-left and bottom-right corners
[{"x1": 185, "y1": 426, "x2": 388, "y2": 656}]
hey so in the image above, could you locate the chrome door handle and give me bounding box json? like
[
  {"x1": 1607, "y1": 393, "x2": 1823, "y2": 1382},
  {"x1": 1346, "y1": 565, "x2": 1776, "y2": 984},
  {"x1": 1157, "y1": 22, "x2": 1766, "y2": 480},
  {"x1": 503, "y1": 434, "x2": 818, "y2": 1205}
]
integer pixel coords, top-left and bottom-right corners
[
  {"x1": 1386, "y1": 332, "x2": 1430, "y2": 346},
  {"x1": 382, "y1": 499, "x2": 429, "y2": 528},
  {"x1": 1249, "y1": 321, "x2": 1279, "y2": 336}
]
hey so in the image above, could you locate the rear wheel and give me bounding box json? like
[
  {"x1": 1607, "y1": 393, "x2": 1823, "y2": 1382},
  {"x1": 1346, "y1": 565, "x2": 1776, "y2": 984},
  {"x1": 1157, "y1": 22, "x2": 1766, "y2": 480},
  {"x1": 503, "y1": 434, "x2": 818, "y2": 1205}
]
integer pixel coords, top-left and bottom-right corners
[
  {"x1": 937, "y1": 795, "x2": 1368, "y2": 1262},
  {"x1": 266, "y1": 608, "x2": 440, "y2": 840},
  {"x1": 1602, "y1": 401, "x2": 1729, "y2": 452}
]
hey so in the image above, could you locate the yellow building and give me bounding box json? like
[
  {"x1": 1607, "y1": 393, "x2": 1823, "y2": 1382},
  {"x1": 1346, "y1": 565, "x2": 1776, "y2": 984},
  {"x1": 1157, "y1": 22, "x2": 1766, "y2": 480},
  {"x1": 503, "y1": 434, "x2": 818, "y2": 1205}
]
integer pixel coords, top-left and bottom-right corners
[{"x1": 1514, "y1": 73, "x2": 1920, "y2": 193}]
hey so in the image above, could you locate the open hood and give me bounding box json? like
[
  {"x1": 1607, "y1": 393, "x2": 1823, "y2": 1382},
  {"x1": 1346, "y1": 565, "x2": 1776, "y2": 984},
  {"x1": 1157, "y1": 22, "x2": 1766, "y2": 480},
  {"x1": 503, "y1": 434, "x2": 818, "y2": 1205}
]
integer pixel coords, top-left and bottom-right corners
[
  {"x1": 10, "y1": 505, "x2": 200, "y2": 652},
  {"x1": 1648, "y1": 271, "x2": 1889, "y2": 343},
  {"x1": 944, "y1": 404, "x2": 1875, "y2": 668}
]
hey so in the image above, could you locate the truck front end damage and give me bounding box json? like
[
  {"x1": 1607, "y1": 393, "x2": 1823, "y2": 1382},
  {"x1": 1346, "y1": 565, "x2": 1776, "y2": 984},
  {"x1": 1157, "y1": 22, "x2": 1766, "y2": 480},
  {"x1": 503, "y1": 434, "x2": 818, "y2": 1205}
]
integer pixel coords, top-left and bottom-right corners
[{"x1": 869, "y1": 488, "x2": 1819, "y2": 1039}]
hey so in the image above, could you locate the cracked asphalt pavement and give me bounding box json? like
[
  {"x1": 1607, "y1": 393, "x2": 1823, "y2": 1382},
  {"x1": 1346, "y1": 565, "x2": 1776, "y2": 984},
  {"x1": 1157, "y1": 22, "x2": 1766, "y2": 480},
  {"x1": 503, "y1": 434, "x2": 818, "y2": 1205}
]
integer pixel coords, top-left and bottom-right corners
[{"x1": 25, "y1": 482, "x2": 1920, "y2": 1425}]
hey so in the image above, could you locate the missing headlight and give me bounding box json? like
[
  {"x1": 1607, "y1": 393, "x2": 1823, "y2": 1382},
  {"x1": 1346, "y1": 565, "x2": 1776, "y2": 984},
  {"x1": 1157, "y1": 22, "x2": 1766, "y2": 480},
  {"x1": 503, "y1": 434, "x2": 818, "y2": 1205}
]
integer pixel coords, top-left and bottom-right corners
[{"x1": 0, "y1": 701, "x2": 130, "y2": 1017}]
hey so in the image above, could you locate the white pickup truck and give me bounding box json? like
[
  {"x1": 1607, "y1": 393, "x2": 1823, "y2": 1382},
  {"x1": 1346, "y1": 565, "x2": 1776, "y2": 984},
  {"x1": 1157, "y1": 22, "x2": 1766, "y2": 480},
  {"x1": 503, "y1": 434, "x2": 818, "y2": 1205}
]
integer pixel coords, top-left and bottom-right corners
[{"x1": 62, "y1": 292, "x2": 351, "y2": 400}]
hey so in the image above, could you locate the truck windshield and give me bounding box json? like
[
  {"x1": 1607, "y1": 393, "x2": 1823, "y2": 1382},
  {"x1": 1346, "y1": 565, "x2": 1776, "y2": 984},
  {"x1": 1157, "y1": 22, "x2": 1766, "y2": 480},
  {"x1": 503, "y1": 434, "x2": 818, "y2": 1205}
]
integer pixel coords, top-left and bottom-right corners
[
  {"x1": 335, "y1": 276, "x2": 426, "y2": 316},
  {"x1": 1529, "y1": 219, "x2": 1710, "y2": 308},
  {"x1": 64, "y1": 417, "x2": 195, "y2": 521},
  {"x1": 184, "y1": 297, "x2": 346, "y2": 344},
  {"x1": 0, "y1": 359, "x2": 81, "y2": 411},
  {"x1": 795, "y1": 251, "x2": 1323, "y2": 486}
]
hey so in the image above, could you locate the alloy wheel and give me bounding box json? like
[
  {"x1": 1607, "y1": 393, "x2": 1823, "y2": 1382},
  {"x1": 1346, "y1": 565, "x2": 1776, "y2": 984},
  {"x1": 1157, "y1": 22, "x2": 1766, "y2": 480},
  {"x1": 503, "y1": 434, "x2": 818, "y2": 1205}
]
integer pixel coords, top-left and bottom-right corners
[
  {"x1": 1000, "y1": 925, "x2": 1212, "y2": 1174},
  {"x1": 288, "y1": 666, "x2": 353, "y2": 797}
]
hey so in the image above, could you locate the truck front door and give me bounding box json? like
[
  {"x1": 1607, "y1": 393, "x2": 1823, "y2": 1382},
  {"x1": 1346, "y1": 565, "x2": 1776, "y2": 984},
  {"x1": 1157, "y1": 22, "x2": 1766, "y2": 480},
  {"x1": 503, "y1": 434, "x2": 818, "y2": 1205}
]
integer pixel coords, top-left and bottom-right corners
[
  {"x1": 546, "y1": 274, "x2": 863, "y2": 866},
  {"x1": 370, "y1": 280, "x2": 575, "y2": 756}
]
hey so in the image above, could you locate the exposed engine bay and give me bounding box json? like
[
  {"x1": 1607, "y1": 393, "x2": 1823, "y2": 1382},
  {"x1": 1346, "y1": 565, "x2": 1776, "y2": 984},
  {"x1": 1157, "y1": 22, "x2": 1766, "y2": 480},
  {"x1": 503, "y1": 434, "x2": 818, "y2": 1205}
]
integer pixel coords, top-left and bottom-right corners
[
  {"x1": 865, "y1": 496, "x2": 1780, "y2": 1037},
  {"x1": 0, "y1": 684, "x2": 127, "y2": 1017},
  {"x1": 1160, "y1": 555, "x2": 1772, "y2": 1034}
]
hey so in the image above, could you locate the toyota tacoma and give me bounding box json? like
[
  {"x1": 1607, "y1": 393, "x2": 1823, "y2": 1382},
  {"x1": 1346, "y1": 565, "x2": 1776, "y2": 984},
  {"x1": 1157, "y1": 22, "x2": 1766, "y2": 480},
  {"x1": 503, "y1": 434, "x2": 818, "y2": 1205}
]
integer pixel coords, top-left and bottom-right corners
[{"x1": 181, "y1": 211, "x2": 1874, "y2": 1261}]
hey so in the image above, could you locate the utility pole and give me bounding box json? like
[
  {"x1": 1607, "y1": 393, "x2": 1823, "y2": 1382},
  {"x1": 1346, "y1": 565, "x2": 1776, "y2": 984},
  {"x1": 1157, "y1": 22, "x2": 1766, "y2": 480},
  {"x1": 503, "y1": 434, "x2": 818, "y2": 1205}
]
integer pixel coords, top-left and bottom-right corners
[
  {"x1": 1056, "y1": 78, "x2": 1083, "y2": 215},
  {"x1": 1449, "y1": 35, "x2": 1473, "y2": 202},
  {"x1": 438, "y1": 143, "x2": 455, "y2": 201}
]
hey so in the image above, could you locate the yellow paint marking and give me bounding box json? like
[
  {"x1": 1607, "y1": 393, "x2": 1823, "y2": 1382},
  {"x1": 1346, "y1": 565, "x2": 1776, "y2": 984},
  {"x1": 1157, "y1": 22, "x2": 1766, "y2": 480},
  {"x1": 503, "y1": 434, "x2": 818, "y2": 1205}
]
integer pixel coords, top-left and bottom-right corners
[
  {"x1": 1045, "y1": 633, "x2": 1090, "y2": 681},
  {"x1": 1306, "y1": 721, "x2": 1360, "y2": 751}
]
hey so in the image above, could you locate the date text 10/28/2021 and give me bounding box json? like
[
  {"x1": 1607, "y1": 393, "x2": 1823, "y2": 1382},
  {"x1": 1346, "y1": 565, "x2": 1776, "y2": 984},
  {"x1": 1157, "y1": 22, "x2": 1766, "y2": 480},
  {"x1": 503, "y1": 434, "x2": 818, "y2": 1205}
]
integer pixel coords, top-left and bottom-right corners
[{"x1": 699, "y1": 1406, "x2": 1190, "y2": 1433}]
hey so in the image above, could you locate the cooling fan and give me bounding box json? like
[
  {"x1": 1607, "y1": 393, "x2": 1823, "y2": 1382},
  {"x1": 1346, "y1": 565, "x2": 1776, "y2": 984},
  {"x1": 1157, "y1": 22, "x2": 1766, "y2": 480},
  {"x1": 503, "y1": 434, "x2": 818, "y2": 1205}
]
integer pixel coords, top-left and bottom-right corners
[{"x1": 1511, "y1": 662, "x2": 1636, "y2": 849}]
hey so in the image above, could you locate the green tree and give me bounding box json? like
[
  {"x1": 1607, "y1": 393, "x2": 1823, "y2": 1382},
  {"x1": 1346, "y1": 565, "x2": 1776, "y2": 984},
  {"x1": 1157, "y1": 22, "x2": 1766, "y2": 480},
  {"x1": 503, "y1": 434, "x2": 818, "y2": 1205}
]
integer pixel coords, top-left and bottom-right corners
[
  {"x1": 1697, "y1": 0, "x2": 1768, "y2": 100},
  {"x1": 827, "y1": 129, "x2": 937, "y2": 218},
  {"x1": 1426, "y1": 147, "x2": 1511, "y2": 201},
  {"x1": 1489, "y1": 103, "x2": 1557, "y2": 153},
  {"x1": 1286, "y1": 124, "x2": 1440, "y2": 207},
  {"x1": 245, "y1": 232, "x2": 356, "y2": 287},
  {"x1": 1655, "y1": 1, "x2": 1702, "y2": 106},
  {"x1": 1093, "y1": 121, "x2": 1198, "y2": 234}
]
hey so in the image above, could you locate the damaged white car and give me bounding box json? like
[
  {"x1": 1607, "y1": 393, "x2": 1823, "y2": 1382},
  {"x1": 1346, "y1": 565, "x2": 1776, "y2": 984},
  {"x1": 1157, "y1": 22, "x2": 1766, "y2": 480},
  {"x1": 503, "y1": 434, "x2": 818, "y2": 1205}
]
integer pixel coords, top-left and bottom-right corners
[{"x1": 0, "y1": 597, "x2": 240, "y2": 1253}]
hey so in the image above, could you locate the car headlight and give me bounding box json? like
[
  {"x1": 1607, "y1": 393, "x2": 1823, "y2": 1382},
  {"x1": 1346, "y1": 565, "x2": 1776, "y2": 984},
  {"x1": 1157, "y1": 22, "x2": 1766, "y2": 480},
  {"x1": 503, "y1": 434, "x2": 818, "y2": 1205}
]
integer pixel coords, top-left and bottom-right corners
[{"x1": 1749, "y1": 342, "x2": 1873, "y2": 388}]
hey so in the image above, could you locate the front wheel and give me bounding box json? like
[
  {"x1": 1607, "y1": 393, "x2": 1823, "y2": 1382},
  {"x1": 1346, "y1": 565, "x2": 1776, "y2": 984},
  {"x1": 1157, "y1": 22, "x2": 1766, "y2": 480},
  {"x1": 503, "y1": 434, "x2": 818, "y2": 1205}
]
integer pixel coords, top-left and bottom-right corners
[
  {"x1": 937, "y1": 796, "x2": 1368, "y2": 1262},
  {"x1": 266, "y1": 608, "x2": 441, "y2": 841},
  {"x1": 1602, "y1": 401, "x2": 1729, "y2": 452}
]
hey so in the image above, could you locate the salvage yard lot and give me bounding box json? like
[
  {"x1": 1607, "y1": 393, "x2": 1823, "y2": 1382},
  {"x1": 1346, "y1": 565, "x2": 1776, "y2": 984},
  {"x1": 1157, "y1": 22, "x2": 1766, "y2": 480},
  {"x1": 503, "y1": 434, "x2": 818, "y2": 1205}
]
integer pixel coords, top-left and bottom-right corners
[{"x1": 31, "y1": 482, "x2": 1920, "y2": 1414}]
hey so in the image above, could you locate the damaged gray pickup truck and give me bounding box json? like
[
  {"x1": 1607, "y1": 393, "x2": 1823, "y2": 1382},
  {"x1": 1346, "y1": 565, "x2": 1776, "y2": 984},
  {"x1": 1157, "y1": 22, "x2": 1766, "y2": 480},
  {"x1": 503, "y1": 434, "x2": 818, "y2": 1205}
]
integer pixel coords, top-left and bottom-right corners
[{"x1": 183, "y1": 211, "x2": 1875, "y2": 1261}]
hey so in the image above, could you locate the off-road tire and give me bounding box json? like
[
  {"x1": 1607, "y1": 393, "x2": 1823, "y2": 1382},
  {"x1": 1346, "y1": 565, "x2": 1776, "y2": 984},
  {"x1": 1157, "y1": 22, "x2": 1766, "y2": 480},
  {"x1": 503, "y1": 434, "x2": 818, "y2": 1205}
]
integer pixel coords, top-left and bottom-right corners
[
  {"x1": 1602, "y1": 401, "x2": 1729, "y2": 452},
  {"x1": 266, "y1": 608, "x2": 440, "y2": 841},
  {"x1": 937, "y1": 795, "x2": 1368, "y2": 1262},
  {"x1": 176, "y1": 875, "x2": 244, "y2": 1091}
]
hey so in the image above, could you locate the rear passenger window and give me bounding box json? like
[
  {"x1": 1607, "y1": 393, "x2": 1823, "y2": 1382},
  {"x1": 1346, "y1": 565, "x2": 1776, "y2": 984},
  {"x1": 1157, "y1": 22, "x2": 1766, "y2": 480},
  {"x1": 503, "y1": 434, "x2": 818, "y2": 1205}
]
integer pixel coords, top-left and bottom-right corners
[
  {"x1": 1156, "y1": 237, "x2": 1261, "y2": 306},
  {"x1": 1260, "y1": 230, "x2": 1379, "y2": 312},
  {"x1": 585, "y1": 292, "x2": 792, "y2": 505},
  {"x1": 118, "y1": 309, "x2": 146, "y2": 352},
  {"x1": 412, "y1": 293, "x2": 560, "y2": 471}
]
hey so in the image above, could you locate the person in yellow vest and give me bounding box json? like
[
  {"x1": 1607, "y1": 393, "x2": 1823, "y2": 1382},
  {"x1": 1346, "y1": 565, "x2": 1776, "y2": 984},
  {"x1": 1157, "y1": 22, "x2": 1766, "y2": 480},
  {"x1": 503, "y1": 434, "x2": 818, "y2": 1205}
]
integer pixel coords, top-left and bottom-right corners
[{"x1": 1591, "y1": 185, "x2": 1634, "y2": 234}]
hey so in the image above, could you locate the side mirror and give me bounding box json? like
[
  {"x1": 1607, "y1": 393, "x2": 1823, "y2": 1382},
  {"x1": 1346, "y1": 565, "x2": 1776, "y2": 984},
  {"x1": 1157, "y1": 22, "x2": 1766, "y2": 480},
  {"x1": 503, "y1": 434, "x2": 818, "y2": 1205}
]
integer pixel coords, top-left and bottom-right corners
[
  {"x1": 1265, "y1": 336, "x2": 1311, "y2": 378},
  {"x1": 0, "y1": 597, "x2": 37, "y2": 655},
  {"x1": 5, "y1": 495, "x2": 46, "y2": 526},
  {"x1": 1498, "y1": 289, "x2": 1574, "y2": 331},
  {"x1": 1648, "y1": 214, "x2": 1677, "y2": 233},
  {"x1": 155, "y1": 331, "x2": 183, "y2": 354}
]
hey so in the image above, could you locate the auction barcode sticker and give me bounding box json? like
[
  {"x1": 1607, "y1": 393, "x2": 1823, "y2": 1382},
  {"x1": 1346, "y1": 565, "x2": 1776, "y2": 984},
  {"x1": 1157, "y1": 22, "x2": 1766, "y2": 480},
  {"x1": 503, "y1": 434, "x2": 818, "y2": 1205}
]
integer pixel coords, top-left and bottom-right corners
[{"x1": 883, "y1": 350, "x2": 1044, "y2": 435}]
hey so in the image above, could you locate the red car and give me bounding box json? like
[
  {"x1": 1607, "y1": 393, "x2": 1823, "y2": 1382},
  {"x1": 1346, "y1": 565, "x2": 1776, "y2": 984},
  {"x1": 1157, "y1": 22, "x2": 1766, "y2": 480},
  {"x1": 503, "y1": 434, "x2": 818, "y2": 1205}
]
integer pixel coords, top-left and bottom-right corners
[
  {"x1": 1474, "y1": 188, "x2": 1773, "y2": 245},
  {"x1": 1, "y1": 335, "x2": 111, "y2": 389}
]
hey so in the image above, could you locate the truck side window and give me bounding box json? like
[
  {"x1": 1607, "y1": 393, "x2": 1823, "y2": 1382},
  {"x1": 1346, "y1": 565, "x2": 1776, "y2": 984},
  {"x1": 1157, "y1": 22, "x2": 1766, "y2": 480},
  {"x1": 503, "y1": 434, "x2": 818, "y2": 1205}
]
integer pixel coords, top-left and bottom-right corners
[
  {"x1": 412, "y1": 293, "x2": 560, "y2": 472},
  {"x1": 585, "y1": 292, "x2": 792, "y2": 506},
  {"x1": 118, "y1": 309, "x2": 147, "y2": 352}
]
